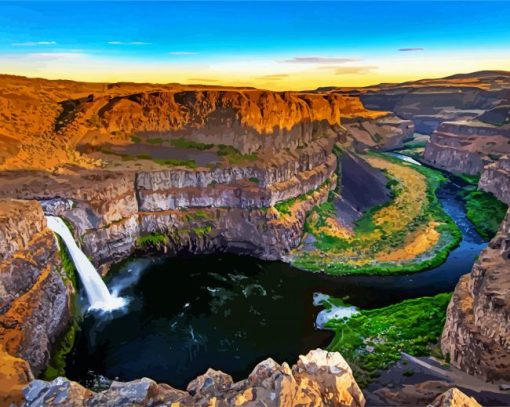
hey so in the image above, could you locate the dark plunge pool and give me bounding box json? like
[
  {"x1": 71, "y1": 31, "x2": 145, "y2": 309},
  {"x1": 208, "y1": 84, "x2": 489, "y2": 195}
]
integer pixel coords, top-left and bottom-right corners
[{"x1": 65, "y1": 175, "x2": 486, "y2": 390}]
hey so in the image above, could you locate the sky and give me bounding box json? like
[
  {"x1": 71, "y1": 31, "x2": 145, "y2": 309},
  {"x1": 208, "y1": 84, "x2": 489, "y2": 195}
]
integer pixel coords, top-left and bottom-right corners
[{"x1": 0, "y1": 1, "x2": 509, "y2": 90}]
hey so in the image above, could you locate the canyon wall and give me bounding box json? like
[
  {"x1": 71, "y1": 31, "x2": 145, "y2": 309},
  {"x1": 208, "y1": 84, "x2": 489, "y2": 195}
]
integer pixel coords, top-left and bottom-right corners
[
  {"x1": 0, "y1": 201, "x2": 72, "y2": 404},
  {"x1": 441, "y1": 209, "x2": 510, "y2": 381},
  {"x1": 424, "y1": 120, "x2": 510, "y2": 175},
  {"x1": 0, "y1": 153, "x2": 336, "y2": 266},
  {"x1": 479, "y1": 155, "x2": 510, "y2": 205}
]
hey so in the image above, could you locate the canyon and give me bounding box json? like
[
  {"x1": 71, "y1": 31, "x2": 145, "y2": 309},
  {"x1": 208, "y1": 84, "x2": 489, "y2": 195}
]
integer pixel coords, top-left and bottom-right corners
[{"x1": 0, "y1": 72, "x2": 509, "y2": 406}]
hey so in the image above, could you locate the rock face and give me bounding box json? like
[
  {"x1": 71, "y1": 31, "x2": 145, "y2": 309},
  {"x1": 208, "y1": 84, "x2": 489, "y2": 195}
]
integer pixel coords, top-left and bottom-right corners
[
  {"x1": 0, "y1": 137, "x2": 338, "y2": 266},
  {"x1": 428, "y1": 388, "x2": 482, "y2": 407},
  {"x1": 424, "y1": 119, "x2": 510, "y2": 175},
  {"x1": 479, "y1": 155, "x2": 510, "y2": 205},
  {"x1": 341, "y1": 114, "x2": 414, "y2": 151},
  {"x1": 441, "y1": 209, "x2": 510, "y2": 381},
  {"x1": 22, "y1": 349, "x2": 366, "y2": 407},
  {"x1": 0, "y1": 200, "x2": 72, "y2": 403}
]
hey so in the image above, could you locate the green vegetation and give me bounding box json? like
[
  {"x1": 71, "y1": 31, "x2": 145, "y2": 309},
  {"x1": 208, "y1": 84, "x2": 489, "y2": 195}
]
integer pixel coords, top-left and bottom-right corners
[
  {"x1": 460, "y1": 187, "x2": 508, "y2": 240},
  {"x1": 217, "y1": 144, "x2": 258, "y2": 164},
  {"x1": 248, "y1": 177, "x2": 260, "y2": 184},
  {"x1": 169, "y1": 137, "x2": 214, "y2": 150},
  {"x1": 41, "y1": 240, "x2": 79, "y2": 380},
  {"x1": 327, "y1": 293, "x2": 451, "y2": 387},
  {"x1": 455, "y1": 173, "x2": 481, "y2": 185},
  {"x1": 192, "y1": 225, "x2": 212, "y2": 237},
  {"x1": 153, "y1": 158, "x2": 197, "y2": 169},
  {"x1": 293, "y1": 153, "x2": 461, "y2": 275},
  {"x1": 147, "y1": 137, "x2": 164, "y2": 145},
  {"x1": 274, "y1": 179, "x2": 332, "y2": 217},
  {"x1": 130, "y1": 135, "x2": 142, "y2": 143},
  {"x1": 136, "y1": 232, "x2": 169, "y2": 248}
]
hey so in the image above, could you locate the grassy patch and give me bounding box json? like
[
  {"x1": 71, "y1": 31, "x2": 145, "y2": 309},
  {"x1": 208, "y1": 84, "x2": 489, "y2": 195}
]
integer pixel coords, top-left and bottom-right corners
[
  {"x1": 147, "y1": 137, "x2": 164, "y2": 145},
  {"x1": 136, "y1": 233, "x2": 169, "y2": 248},
  {"x1": 293, "y1": 153, "x2": 461, "y2": 275},
  {"x1": 217, "y1": 144, "x2": 258, "y2": 164},
  {"x1": 460, "y1": 188, "x2": 508, "y2": 240},
  {"x1": 327, "y1": 293, "x2": 451, "y2": 387},
  {"x1": 454, "y1": 173, "x2": 481, "y2": 185},
  {"x1": 153, "y1": 158, "x2": 197, "y2": 169},
  {"x1": 169, "y1": 137, "x2": 214, "y2": 150},
  {"x1": 274, "y1": 179, "x2": 332, "y2": 218},
  {"x1": 192, "y1": 225, "x2": 212, "y2": 237}
]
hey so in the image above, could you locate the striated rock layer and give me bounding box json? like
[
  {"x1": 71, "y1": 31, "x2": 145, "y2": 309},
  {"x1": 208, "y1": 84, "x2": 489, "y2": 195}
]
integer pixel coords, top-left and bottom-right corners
[
  {"x1": 479, "y1": 155, "x2": 510, "y2": 205},
  {"x1": 22, "y1": 349, "x2": 365, "y2": 407},
  {"x1": 0, "y1": 201, "x2": 72, "y2": 404},
  {"x1": 441, "y1": 209, "x2": 510, "y2": 381},
  {"x1": 424, "y1": 120, "x2": 510, "y2": 175}
]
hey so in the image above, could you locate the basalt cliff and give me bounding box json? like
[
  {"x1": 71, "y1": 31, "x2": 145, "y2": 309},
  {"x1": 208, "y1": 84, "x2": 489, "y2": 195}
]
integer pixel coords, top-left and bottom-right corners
[{"x1": 441, "y1": 208, "x2": 510, "y2": 381}]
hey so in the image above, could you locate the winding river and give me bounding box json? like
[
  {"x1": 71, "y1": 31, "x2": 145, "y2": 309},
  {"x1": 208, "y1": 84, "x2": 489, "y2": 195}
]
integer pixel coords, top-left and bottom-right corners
[{"x1": 65, "y1": 160, "x2": 486, "y2": 390}]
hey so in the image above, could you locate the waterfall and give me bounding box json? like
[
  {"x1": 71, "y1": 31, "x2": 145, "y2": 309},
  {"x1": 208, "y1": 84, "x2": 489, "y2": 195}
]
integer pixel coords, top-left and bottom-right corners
[{"x1": 45, "y1": 216, "x2": 126, "y2": 312}]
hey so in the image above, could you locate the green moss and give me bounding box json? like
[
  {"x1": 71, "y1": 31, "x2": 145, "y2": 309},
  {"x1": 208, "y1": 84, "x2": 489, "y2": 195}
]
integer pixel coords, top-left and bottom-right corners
[
  {"x1": 153, "y1": 158, "x2": 197, "y2": 168},
  {"x1": 248, "y1": 177, "x2": 260, "y2": 184},
  {"x1": 454, "y1": 173, "x2": 481, "y2": 185},
  {"x1": 147, "y1": 137, "x2": 164, "y2": 145},
  {"x1": 275, "y1": 179, "x2": 332, "y2": 217},
  {"x1": 41, "y1": 240, "x2": 79, "y2": 380},
  {"x1": 217, "y1": 144, "x2": 258, "y2": 164},
  {"x1": 192, "y1": 225, "x2": 212, "y2": 237},
  {"x1": 169, "y1": 137, "x2": 214, "y2": 150},
  {"x1": 326, "y1": 293, "x2": 451, "y2": 387},
  {"x1": 185, "y1": 210, "x2": 213, "y2": 221},
  {"x1": 460, "y1": 188, "x2": 508, "y2": 240},
  {"x1": 131, "y1": 135, "x2": 142, "y2": 143},
  {"x1": 136, "y1": 233, "x2": 169, "y2": 248}
]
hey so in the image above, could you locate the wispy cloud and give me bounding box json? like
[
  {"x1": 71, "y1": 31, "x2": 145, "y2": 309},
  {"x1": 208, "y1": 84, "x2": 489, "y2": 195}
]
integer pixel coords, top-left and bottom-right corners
[
  {"x1": 12, "y1": 41, "x2": 56, "y2": 46},
  {"x1": 169, "y1": 51, "x2": 198, "y2": 55},
  {"x1": 284, "y1": 57, "x2": 358, "y2": 64},
  {"x1": 398, "y1": 48, "x2": 424, "y2": 52},
  {"x1": 187, "y1": 78, "x2": 218, "y2": 82},
  {"x1": 107, "y1": 41, "x2": 151, "y2": 45},
  {"x1": 26, "y1": 52, "x2": 88, "y2": 61},
  {"x1": 255, "y1": 74, "x2": 289, "y2": 80},
  {"x1": 318, "y1": 65, "x2": 377, "y2": 75}
]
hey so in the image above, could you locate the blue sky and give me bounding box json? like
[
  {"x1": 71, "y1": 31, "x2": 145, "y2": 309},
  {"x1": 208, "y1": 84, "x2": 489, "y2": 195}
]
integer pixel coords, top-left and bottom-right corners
[{"x1": 0, "y1": 1, "x2": 509, "y2": 89}]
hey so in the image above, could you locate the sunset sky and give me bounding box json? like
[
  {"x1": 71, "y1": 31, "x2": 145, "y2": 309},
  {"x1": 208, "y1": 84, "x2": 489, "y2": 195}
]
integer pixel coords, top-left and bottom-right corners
[{"x1": 0, "y1": 1, "x2": 509, "y2": 90}]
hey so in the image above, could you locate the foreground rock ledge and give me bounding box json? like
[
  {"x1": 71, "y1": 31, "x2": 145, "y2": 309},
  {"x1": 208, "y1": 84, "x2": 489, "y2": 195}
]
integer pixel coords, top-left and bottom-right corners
[{"x1": 23, "y1": 349, "x2": 365, "y2": 407}]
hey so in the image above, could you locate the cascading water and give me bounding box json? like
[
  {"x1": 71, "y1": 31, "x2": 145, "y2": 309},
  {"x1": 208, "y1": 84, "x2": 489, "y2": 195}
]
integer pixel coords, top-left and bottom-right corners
[{"x1": 45, "y1": 216, "x2": 126, "y2": 311}]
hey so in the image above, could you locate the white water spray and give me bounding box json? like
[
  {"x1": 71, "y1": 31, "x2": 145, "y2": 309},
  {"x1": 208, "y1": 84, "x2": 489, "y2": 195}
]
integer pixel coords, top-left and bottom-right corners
[{"x1": 46, "y1": 216, "x2": 126, "y2": 312}]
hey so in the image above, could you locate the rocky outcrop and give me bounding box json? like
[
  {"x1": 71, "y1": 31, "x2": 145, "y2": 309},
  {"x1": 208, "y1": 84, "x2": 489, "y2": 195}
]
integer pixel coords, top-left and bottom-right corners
[
  {"x1": 479, "y1": 155, "x2": 510, "y2": 205},
  {"x1": 22, "y1": 349, "x2": 366, "y2": 407},
  {"x1": 0, "y1": 200, "x2": 72, "y2": 402},
  {"x1": 441, "y1": 209, "x2": 510, "y2": 381},
  {"x1": 428, "y1": 388, "x2": 482, "y2": 407},
  {"x1": 424, "y1": 120, "x2": 510, "y2": 175},
  {"x1": 342, "y1": 114, "x2": 414, "y2": 151}
]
